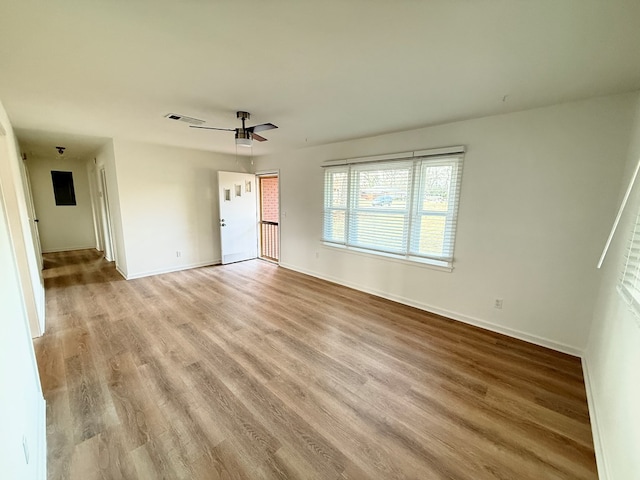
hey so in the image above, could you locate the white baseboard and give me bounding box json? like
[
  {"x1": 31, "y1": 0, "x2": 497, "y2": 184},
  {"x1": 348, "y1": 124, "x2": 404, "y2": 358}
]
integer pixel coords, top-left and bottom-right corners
[
  {"x1": 582, "y1": 356, "x2": 609, "y2": 480},
  {"x1": 41, "y1": 245, "x2": 95, "y2": 253},
  {"x1": 123, "y1": 259, "x2": 222, "y2": 280},
  {"x1": 115, "y1": 264, "x2": 127, "y2": 280},
  {"x1": 279, "y1": 262, "x2": 583, "y2": 357}
]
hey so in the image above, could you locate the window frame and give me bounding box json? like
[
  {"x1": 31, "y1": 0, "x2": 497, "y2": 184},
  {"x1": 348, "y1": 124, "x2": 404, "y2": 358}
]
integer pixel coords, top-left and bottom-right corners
[
  {"x1": 322, "y1": 147, "x2": 465, "y2": 270},
  {"x1": 51, "y1": 170, "x2": 77, "y2": 206},
  {"x1": 323, "y1": 167, "x2": 349, "y2": 245}
]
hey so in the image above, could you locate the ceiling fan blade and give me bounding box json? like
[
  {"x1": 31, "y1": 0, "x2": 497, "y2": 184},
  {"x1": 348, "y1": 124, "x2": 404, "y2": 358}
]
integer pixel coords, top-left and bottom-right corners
[
  {"x1": 251, "y1": 133, "x2": 268, "y2": 142},
  {"x1": 248, "y1": 123, "x2": 278, "y2": 133},
  {"x1": 189, "y1": 126, "x2": 236, "y2": 131}
]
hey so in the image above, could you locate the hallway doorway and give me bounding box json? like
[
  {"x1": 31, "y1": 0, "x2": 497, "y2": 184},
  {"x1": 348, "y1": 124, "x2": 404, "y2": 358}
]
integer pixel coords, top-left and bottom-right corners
[{"x1": 257, "y1": 173, "x2": 279, "y2": 263}]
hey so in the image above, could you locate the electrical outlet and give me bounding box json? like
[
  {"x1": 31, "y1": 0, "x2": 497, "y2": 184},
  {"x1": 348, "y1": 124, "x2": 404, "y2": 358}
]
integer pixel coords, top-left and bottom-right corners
[
  {"x1": 315, "y1": 251, "x2": 319, "y2": 259},
  {"x1": 494, "y1": 298, "x2": 503, "y2": 309},
  {"x1": 176, "y1": 251, "x2": 181, "y2": 258}
]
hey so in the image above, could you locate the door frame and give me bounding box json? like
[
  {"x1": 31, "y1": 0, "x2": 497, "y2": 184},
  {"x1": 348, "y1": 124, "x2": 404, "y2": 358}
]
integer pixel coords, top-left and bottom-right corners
[
  {"x1": 0, "y1": 122, "x2": 45, "y2": 337},
  {"x1": 99, "y1": 167, "x2": 115, "y2": 262},
  {"x1": 87, "y1": 161, "x2": 105, "y2": 253},
  {"x1": 256, "y1": 170, "x2": 280, "y2": 265},
  {"x1": 217, "y1": 171, "x2": 259, "y2": 265},
  {"x1": 21, "y1": 160, "x2": 43, "y2": 271}
]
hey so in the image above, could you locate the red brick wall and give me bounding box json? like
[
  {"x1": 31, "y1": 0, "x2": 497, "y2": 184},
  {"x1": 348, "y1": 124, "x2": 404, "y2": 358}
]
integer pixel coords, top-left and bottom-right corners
[
  {"x1": 260, "y1": 176, "x2": 279, "y2": 222},
  {"x1": 259, "y1": 176, "x2": 279, "y2": 260}
]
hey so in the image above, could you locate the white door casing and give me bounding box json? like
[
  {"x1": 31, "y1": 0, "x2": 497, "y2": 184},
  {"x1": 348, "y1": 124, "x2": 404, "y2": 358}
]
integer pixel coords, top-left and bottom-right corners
[
  {"x1": 218, "y1": 171, "x2": 257, "y2": 265},
  {"x1": 0, "y1": 123, "x2": 45, "y2": 337},
  {"x1": 21, "y1": 163, "x2": 43, "y2": 271},
  {"x1": 99, "y1": 168, "x2": 115, "y2": 262},
  {"x1": 88, "y1": 163, "x2": 105, "y2": 253}
]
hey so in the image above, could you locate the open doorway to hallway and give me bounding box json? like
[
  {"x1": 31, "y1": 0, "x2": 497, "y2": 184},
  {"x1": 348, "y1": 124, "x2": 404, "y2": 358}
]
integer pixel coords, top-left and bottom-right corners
[{"x1": 257, "y1": 173, "x2": 279, "y2": 263}]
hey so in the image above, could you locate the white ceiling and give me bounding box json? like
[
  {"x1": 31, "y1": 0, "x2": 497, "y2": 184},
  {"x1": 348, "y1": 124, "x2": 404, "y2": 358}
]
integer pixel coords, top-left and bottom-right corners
[
  {"x1": 1, "y1": 0, "x2": 639, "y2": 159},
  {"x1": 15, "y1": 129, "x2": 109, "y2": 163}
]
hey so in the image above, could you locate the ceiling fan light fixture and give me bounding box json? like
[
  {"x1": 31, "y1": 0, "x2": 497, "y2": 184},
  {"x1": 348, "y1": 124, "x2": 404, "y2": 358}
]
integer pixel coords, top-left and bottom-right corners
[
  {"x1": 235, "y1": 129, "x2": 253, "y2": 147},
  {"x1": 236, "y1": 138, "x2": 252, "y2": 147}
]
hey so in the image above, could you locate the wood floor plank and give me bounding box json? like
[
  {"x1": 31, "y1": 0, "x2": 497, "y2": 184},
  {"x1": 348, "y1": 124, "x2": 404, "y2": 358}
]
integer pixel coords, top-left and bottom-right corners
[
  {"x1": 35, "y1": 249, "x2": 598, "y2": 479},
  {"x1": 191, "y1": 330, "x2": 349, "y2": 478}
]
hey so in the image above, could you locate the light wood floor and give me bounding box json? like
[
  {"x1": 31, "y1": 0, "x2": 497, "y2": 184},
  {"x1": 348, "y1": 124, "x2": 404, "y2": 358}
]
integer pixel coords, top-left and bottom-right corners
[{"x1": 35, "y1": 249, "x2": 597, "y2": 480}]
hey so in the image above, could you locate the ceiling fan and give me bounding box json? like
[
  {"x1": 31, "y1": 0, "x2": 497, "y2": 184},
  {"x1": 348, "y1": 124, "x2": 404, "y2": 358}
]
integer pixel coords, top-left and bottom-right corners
[{"x1": 190, "y1": 111, "x2": 277, "y2": 147}]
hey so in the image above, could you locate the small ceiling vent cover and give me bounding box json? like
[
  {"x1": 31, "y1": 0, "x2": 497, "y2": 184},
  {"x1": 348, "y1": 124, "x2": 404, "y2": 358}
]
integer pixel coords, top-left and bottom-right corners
[{"x1": 164, "y1": 113, "x2": 205, "y2": 126}]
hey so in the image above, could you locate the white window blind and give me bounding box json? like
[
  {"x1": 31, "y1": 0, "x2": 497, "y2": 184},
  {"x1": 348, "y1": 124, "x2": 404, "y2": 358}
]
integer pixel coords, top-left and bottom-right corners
[
  {"x1": 323, "y1": 167, "x2": 348, "y2": 244},
  {"x1": 349, "y1": 160, "x2": 413, "y2": 254},
  {"x1": 323, "y1": 150, "x2": 464, "y2": 267},
  {"x1": 619, "y1": 210, "x2": 640, "y2": 316}
]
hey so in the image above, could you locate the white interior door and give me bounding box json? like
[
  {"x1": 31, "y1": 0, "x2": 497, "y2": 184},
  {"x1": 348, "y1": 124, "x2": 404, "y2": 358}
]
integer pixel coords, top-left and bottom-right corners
[{"x1": 218, "y1": 171, "x2": 257, "y2": 264}]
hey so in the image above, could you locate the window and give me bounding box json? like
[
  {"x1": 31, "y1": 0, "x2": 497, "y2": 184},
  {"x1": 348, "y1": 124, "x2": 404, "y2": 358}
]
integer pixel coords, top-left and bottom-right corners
[
  {"x1": 619, "y1": 209, "x2": 640, "y2": 317},
  {"x1": 323, "y1": 148, "x2": 464, "y2": 268},
  {"x1": 51, "y1": 171, "x2": 77, "y2": 206}
]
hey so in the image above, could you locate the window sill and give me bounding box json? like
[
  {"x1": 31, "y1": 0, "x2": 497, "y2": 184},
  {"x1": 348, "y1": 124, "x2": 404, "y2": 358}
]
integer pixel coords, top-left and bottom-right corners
[{"x1": 321, "y1": 242, "x2": 453, "y2": 272}]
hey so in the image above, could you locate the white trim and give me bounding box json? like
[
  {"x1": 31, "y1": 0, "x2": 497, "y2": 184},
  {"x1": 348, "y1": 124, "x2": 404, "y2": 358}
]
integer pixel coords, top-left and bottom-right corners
[
  {"x1": 41, "y1": 245, "x2": 96, "y2": 254},
  {"x1": 122, "y1": 259, "x2": 222, "y2": 280},
  {"x1": 254, "y1": 168, "x2": 280, "y2": 176},
  {"x1": 414, "y1": 145, "x2": 465, "y2": 157},
  {"x1": 323, "y1": 146, "x2": 466, "y2": 167},
  {"x1": 279, "y1": 262, "x2": 583, "y2": 356},
  {"x1": 323, "y1": 151, "x2": 413, "y2": 167},
  {"x1": 34, "y1": 285, "x2": 45, "y2": 338},
  {"x1": 115, "y1": 264, "x2": 127, "y2": 280},
  {"x1": 348, "y1": 151, "x2": 414, "y2": 164},
  {"x1": 322, "y1": 242, "x2": 453, "y2": 271},
  {"x1": 36, "y1": 395, "x2": 46, "y2": 480},
  {"x1": 581, "y1": 356, "x2": 610, "y2": 480}
]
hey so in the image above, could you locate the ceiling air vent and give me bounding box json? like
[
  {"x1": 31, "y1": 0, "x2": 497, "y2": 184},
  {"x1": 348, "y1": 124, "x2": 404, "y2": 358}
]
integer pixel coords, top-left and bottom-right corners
[{"x1": 164, "y1": 113, "x2": 205, "y2": 126}]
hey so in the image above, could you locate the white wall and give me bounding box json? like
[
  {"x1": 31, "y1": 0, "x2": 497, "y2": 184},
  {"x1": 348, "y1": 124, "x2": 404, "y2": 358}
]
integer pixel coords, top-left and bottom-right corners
[
  {"x1": 0, "y1": 185, "x2": 46, "y2": 480},
  {"x1": 256, "y1": 93, "x2": 638, "y2": 354},
  {"x1": 0, "y1": 107, "x2": 47, "y2": 480},
  {"x1": 0, "y1": 101, "x2": 44, "y2": 337},
  {"x1": 585, "y1": 93, "x2": 640, "y2": 480},
  {"x1": 111, "y1": 139, "x2": 250, "y2": 279},
  {"x1": 26, "y1": 156, "x2": 95, "y2": 253}
]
